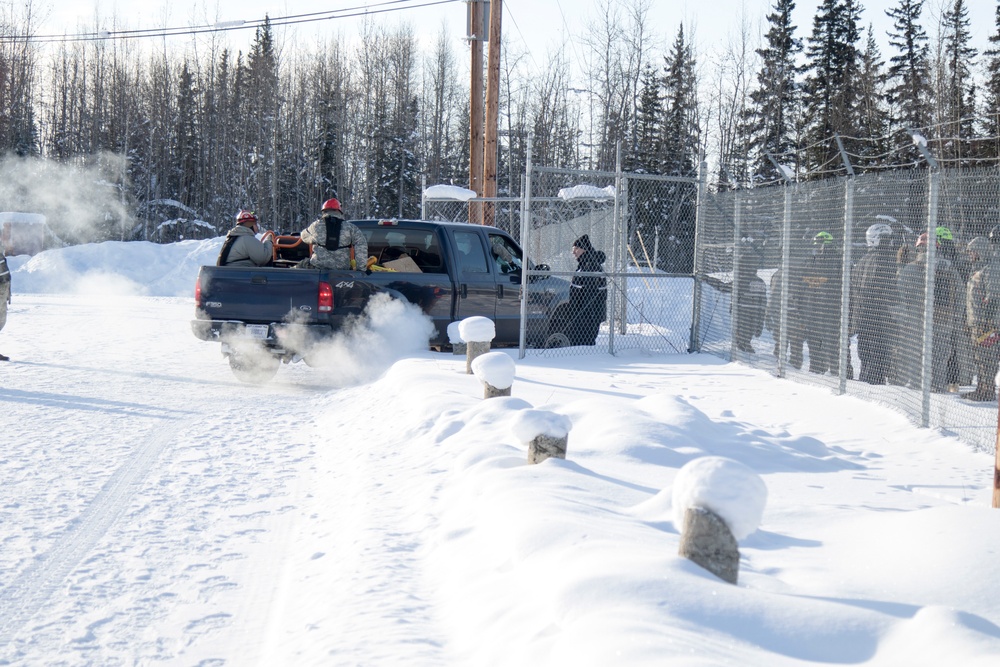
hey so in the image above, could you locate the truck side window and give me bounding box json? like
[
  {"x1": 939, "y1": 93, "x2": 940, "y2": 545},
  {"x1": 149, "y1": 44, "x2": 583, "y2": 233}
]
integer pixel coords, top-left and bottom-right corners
[
  {"x1": 489, "y1": 235, "x2": 522, "y2": 275},
  {"x1": 454, "y1": 231, "x2": 490, "y2": 274}
]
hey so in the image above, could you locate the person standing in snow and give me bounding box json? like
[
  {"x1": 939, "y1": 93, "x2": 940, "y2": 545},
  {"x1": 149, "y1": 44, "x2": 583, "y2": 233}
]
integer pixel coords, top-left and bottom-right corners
[
  {"x1": 565, "y1": 234, "x2": 608, "y2": 346},
  {"x1": 896, "y1": 232, "x2": 962, "y2": 392},
  {"x1": 850, "y1": 223, "x2": 899, "y2": 384},
  {"x1": 0, "y1": 247, "x2": 10, "y2": 361},
  {"x1": 702, "y1": 247, "x2": 768, "y2": 355},
  {"x1": 792, "y1": 231, "x2": 844, "y2": 374},
  {"x1": 217, "y1": 210, "x2": 273, "y2": 267},
  {"x1": 297, "y1": 198, "x2": 367, "y2": 272},
  {"x1": 963, "y1": 229, "x2": 1000, "y2": 401}
]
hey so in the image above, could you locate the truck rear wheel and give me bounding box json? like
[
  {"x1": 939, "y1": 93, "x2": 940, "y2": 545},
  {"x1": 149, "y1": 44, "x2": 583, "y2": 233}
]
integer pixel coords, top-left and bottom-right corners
[{"x1": 228, "y1": 350, "x2": 280, "y2": 384}]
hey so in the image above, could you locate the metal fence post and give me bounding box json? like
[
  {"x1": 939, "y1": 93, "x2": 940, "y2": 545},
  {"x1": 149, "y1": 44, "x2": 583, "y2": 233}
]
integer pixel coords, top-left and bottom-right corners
[
  {"x1": 518, "y1": 134, "x2": 533, "y2": 359},
  {"x1": 610, "y1": 142, "x2": 624, "y2": 354},
  {"x1": 690, "y1": 161, "x2": 708, "y2": 353},
  {"x1": 839, "y1": 177, "x2": 854, "y2": 394},
  {"x1": 732, "y1": 193, "x2": 742, "y2": 360},
  {"x1": 420, "y1": 174, "x2": 427, "y2": 220},
  {"x1": 921, "y1": 168, "x2": 941, "y2": 427},
  {"x1": 777, "y1": 184, "x2": 792, "y2": 378}
]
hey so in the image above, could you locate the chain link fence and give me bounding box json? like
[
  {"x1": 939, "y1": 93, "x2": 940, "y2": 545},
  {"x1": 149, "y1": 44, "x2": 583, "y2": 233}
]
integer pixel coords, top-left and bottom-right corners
[{"x1": 695, "y1": 166, "x2": 1000, "y2": 455}]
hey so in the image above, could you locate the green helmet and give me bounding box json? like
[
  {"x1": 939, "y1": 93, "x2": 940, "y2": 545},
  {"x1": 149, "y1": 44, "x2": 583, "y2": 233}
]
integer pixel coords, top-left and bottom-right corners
[
  {"x1": 935, "y1": 226, "x2": 953, "y2": 241},
  {"x1": 813, "y1": 231, "x2": 833, "y2": 245}
]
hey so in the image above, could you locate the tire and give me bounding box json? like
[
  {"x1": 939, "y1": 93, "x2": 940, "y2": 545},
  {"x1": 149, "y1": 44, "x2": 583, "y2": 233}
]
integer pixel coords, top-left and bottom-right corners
[
  {"x1": 228, "y1": 350, "x2": 281, "y2": 384},
  {"x1": 543, "y1": 332, "x2": 571, "y2": 349}
]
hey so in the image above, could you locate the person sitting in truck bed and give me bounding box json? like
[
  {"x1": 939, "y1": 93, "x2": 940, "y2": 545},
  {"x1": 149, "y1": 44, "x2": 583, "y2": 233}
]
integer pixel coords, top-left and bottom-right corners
[
  {"x1": 296, "y1": 198, "x2": 368, "y2": 272},
  {"x1": 217, "y1": 210, "x2": 273, "y2": 267}
]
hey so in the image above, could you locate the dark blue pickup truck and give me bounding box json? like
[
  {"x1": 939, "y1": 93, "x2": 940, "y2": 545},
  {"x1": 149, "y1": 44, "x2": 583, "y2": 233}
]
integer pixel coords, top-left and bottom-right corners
[{"x1": 192, "y1": 219, "x2": 571, "y2": 382}]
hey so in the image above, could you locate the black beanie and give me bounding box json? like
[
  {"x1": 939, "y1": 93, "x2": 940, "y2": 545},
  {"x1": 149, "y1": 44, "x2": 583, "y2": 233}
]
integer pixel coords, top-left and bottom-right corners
[{"x1": 573, "y1": 234, "x2": 593, "y2": 251}]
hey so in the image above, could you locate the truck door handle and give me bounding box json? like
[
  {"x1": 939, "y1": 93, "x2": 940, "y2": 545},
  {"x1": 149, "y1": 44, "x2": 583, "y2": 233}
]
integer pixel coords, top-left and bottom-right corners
[
  {"x1": 460, "y1": 284, "x2": 468, "y2": 298},
  {"x1": 496, "y1": 285, "x2": 504, "y2": 299}
]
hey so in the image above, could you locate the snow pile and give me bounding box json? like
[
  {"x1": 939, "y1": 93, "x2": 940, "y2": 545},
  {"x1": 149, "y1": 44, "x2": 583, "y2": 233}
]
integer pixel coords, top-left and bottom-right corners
[
  {"x1": 424, "y1": 184, "x2": 478, "y2": 202},
  {"x1": 557, "y1": 184, "x2": 616, "y2": 201},
  {"x1": 7, "y1": 237, "x2": 222, "y2": 297},
  {"x1": 671, "y1": 456, "x2": 767, "y2": 540},
  {"x1": 458, "y1": 315, "x2": 495, "y2": 342},
  {"x1": 470, "y1": 351, "x2": 516, "y2": 389}
]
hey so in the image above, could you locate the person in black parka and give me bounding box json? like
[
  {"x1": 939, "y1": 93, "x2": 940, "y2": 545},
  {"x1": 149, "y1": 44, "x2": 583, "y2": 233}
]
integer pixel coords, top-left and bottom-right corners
[{"x1": 566, "y1": 234, "x2": 608, "y2": 346}]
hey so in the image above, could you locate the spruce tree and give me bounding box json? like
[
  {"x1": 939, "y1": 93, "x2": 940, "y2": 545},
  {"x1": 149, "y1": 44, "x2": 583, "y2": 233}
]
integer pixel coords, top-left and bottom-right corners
[
  {"x1": 744, "y1": 0, "x2": 803, "y2": 183},
  {"x1": 939, "y1": 0, "x2": 978, "y2": 161},
  {"x1": 984, "y1": 1, "x2": 1000, "y2": 150},
  {"x1": 855, "y1": 26, "x2": 891, "y2": 169},
  {"x1": 802, "y1": 0, "x2": 862, "y2": 175},
  {"x1": 885, "y1": 0, "x2": 932, "y2": 157}
]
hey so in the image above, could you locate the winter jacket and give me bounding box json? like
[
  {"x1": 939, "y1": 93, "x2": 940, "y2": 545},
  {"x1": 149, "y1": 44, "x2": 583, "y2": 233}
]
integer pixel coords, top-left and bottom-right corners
[
  {"x1": 300, "y1": 212, "x2": 368, "y2": 271},
  {"x1": 218, "y1": 225, "x2": 273, "y2": 267},
  {"x1": 850, "y1": 245, "x2": 897, "y2": 336},
  {"x1": 896, "y1": 251, "x2": 962, "y2": 389},
  {"x1": 566, "y1": 247, "x2": 607, "y2": 345}
]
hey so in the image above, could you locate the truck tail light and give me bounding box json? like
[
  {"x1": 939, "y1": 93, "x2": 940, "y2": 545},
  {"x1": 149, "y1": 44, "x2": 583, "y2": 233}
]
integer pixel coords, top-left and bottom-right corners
[
  {"x1": 318, "y1": 281, "x2": 333, "y2": 312},
  {"x1": 194, "y1": 277, "x2": 202, "y2": 307}
]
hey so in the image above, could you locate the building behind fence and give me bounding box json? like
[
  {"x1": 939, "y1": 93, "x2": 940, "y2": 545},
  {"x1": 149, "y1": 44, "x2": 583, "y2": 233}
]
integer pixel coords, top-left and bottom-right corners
[{"x1": 422, "y1": 145, "x2": 1000, "y2": 456}]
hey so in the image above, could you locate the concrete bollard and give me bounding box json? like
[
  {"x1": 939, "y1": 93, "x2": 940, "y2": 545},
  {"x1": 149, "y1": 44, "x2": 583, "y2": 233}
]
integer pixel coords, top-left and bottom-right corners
[
  {"x1": 527, "y1": 433, "x2": 567, "y2": 464},
  {"x1": 511, "y1": 409, "x2": 572, "y2": 465},
  {"x1": 458, "y1": 316, "x2": 496, "y2": 375},
  {"x1": 671, "y1": 456, "x2": 767, "y2": 586},
  {"x1": 447, "y1": 321, "x2": 466, "y2": 355},
  {"x1": 470, "y1": 351, "x2": 515, "y2": 399},
  {"x1": 465, "y1": 340, "x2": 490, "y2": 375},
  {"x1": 678, "y1": 507, "x2": 739, "y2": 584}
]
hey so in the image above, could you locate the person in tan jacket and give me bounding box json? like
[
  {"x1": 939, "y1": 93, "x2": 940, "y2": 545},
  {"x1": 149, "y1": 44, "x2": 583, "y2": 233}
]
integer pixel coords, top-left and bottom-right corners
[{"x1": 217, "y1": 210, "x2": 273, "y2": 267}]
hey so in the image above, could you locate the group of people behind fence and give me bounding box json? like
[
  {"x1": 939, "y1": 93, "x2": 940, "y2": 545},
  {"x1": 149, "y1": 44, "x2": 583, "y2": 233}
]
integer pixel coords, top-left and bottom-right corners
[{"x1": 748, "y1": 222, "x2": 1000, "y2": 401}]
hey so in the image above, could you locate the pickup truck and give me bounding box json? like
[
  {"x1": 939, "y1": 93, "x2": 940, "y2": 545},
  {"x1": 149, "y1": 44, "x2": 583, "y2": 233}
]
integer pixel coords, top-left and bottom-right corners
[{"x1": 191, "y1": 219, "x2": 572, "y2": 382}]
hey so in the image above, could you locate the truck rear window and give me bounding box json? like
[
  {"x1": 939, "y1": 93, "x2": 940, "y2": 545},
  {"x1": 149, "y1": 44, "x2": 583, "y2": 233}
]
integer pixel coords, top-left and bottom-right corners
[{"x1": 364, "y1": 228, "x2": 444, "y2": 273}]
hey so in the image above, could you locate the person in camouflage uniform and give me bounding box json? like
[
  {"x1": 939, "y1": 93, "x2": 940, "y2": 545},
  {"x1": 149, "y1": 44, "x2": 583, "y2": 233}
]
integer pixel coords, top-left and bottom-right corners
[
  {"x1": 962, "y1": 230, "x2": 1000, "y2": 401},
  {"x1": 297, "y1": 198, "x2": 368, "y2": 272}
]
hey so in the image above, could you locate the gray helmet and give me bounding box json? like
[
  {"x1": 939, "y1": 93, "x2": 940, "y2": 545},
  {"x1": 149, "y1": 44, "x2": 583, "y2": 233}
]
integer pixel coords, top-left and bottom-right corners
[
  {"x1": 865, "y1": 223, "x2": 893, "y2": 248},
  {"x1": 967, "y1": 236, "x2": 991, "y2": 259}
]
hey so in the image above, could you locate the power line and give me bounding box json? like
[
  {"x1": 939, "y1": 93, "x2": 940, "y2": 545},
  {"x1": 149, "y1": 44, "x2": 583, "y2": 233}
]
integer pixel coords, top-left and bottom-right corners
[{"x1": 1, "y1": 0, "x2": 463, "y2": 44}]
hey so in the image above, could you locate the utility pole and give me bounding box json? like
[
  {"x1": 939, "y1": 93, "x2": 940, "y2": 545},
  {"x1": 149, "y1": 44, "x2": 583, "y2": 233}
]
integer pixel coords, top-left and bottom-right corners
[
  {"x1": 483, "y1": 0, "x2": 502, "y2": 227},
  {"x1": 468, "y1": 0, "x2": 485, "y2": 225}
]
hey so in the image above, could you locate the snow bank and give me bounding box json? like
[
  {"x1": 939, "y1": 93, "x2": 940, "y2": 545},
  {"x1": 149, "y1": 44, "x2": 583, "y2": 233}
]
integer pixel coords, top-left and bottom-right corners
[{"x1": 8, "y1": 237, "x2": 223, "y2": 297}]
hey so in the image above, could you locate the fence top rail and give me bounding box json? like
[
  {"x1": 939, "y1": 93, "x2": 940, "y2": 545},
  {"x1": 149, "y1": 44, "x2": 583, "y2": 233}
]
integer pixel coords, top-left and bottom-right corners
[{"x1": 533, "y1": 165, "x2": 699, "y2": 185}]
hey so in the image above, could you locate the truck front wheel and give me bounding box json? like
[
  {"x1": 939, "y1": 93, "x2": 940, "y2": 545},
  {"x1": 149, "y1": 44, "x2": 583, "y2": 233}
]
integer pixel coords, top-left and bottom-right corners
[{"x1": 228, "y1": 350, "x2": 281, "y2": 384}]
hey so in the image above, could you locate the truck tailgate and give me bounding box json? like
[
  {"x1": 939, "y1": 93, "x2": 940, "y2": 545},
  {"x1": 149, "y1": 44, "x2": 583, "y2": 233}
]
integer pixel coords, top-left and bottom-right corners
[{"x1": 199, "y1": 267, "x2": 322, "y2": 323}]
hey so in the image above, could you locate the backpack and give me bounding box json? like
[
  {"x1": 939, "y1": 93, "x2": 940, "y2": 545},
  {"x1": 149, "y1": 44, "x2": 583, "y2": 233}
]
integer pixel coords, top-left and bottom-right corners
[
  {"x1": 978, "y1": 261, "x2": 1000, "y2": 324},
  {"x1": 323, "y1": 216, "x2": 345, "y2": 251}
]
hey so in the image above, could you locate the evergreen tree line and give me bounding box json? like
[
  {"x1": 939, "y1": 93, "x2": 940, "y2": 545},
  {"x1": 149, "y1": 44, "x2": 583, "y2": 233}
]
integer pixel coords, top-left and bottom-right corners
[{"x1": 0, "y1": 0, "x2": 998, "y2": 243}]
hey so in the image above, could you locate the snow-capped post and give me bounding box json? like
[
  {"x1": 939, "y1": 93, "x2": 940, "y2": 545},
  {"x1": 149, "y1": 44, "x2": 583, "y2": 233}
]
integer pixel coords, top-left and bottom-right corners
[
  {"x1": 470, "y1": 351, "x2": 515, "y2": 399},
  {"x1": 511, "y1": 409, "x2": 572, "y2": 464},
  {"x1": 458, "y1": 316, "x2": 495, "y2": 375},
  {"x1": 672, "y1": 456, "x2": 767, "y2": 584},
  {"x1": 447, "y1": 321, "x2": 466, "y2": 356}
]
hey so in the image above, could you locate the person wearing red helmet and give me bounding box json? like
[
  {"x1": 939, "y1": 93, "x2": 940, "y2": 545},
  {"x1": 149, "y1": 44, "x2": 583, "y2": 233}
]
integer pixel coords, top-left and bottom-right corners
[
  {"x1": 297, "y1": 197, "x2": 367, "y2": 271},
  {"x1": 216, "y1": 209, "x2": 273, "y2": 267}
]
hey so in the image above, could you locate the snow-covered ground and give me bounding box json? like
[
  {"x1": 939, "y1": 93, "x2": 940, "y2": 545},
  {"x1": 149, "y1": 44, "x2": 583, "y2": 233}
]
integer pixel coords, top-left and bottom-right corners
[{"x1": 2, "y1": 240, "x2": 1000, "y2": 665}]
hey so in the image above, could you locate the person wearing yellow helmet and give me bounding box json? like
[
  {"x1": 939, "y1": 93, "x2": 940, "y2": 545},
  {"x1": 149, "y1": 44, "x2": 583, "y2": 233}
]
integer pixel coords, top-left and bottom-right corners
[{"x1": 791, "y1": 230, "x2": 845, "y2": 375}]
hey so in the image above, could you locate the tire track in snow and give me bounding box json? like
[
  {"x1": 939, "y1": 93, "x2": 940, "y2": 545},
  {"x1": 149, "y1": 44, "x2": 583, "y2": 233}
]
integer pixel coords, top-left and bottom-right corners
[{"x1": 0, "y1": 419, "x2": 180, "y2": 652}]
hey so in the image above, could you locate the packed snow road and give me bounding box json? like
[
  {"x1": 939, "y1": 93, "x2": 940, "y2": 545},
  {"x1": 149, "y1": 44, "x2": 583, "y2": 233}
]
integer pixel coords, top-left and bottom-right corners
[{"x1": 0, "y1": 294, "x2": 441, "y2": 665}]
